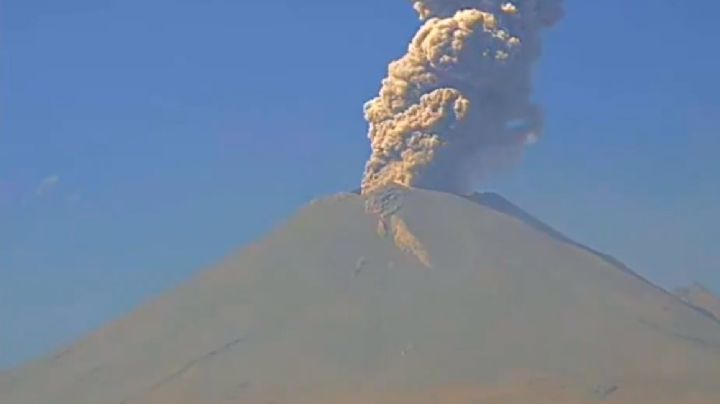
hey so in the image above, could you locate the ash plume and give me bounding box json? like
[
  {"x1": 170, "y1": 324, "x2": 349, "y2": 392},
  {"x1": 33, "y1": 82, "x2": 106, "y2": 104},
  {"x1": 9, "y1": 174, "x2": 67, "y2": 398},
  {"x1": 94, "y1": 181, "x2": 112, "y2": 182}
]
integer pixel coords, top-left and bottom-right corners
[{"x1": 361, "y1": 0, "x2": 564, "y2": 195}]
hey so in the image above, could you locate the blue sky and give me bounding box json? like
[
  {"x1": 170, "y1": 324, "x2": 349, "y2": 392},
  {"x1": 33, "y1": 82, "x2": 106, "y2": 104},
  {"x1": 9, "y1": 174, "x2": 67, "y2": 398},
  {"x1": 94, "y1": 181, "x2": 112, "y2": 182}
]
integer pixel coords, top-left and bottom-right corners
[{"x1": 1, "y1": 0, "x2": 718, "y2": 369}]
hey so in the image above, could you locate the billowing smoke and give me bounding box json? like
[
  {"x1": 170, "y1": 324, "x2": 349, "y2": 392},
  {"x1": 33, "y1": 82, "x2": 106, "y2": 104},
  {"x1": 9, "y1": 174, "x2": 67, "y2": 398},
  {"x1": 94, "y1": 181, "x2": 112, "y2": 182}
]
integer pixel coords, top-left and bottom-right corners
[{"x1": 361, "y1": 0, "x2": 564, "y2": 195}]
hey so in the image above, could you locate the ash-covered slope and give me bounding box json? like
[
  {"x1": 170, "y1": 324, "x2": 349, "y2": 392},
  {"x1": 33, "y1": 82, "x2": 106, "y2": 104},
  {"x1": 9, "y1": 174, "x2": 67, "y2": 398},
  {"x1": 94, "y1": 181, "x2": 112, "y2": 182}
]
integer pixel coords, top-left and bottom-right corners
[
  {"x1": 675, "y1": 284, "x2": 720, "y2": 322},
  {"x1": 2, "y1": 188, "x2": 720, "y2": 404},
  {"x1": 467, "y1": 192, "x2": 671, "y2": 287}
]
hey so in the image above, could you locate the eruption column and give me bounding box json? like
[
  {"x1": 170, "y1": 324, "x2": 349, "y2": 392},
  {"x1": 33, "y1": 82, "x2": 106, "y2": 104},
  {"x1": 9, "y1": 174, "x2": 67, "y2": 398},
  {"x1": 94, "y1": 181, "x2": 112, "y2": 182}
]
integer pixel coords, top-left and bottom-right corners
[{"x1": 361, "y1": 0, "x2": 564, "y2": 195}]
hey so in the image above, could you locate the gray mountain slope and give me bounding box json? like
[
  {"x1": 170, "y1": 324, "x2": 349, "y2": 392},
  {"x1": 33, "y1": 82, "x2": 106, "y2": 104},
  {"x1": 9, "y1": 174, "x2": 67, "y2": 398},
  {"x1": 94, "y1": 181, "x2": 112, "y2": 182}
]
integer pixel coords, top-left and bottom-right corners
[
  {"x1": 2, "y1": 187, "x2": 720, "y2": 403},
  {"x1": 467, "y1": 193, "x2": 657, "y2": 282},
  {"x1": 675, "y1": 283, "x2": 720, "y2": 322}
]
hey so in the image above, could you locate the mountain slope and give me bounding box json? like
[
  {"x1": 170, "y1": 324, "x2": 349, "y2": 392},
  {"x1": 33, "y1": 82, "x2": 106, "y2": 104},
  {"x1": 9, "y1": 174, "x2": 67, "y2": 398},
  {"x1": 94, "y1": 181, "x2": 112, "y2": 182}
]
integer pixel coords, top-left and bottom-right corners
[
  {"x1": 675, "y1": 284, "x2": 720, "y2": 322},
  {"x1": 467, "y1": 192, "x2": 656, "y2": 283},
  {"x1": 2, "y1": 187, "x2": 720, "y2": 403}
]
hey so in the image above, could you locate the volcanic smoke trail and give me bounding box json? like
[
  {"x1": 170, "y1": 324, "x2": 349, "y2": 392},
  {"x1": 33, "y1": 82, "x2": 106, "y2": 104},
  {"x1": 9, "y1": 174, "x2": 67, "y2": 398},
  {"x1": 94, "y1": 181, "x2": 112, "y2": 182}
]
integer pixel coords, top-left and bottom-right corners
[{"x1": 361, "y1": 0, "x2": 564, "y2": 195}]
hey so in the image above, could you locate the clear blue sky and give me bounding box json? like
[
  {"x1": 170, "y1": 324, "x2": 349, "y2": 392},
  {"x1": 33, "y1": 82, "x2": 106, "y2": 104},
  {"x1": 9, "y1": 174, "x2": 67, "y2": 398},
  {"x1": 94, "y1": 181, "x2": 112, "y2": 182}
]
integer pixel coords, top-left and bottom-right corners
[{"x1": 1, "y1": 0, "x2": 718, "y2": 370}]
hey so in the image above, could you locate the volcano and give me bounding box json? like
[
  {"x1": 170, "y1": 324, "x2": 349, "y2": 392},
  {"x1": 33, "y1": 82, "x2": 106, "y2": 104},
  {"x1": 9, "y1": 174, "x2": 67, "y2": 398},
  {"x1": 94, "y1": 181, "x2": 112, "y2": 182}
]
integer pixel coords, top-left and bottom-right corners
[{"x1": 2, "y1": 187, "x2": 720, "y2": 403}]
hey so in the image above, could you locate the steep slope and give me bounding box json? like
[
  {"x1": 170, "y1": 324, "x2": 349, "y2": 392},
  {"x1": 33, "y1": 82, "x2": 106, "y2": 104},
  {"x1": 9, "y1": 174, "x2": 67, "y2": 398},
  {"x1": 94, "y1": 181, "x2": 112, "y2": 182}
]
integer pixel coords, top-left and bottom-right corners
[
  {"x1": 467, "y1": 192, "x2": 653, "y2": 282},
  {"x1": 675, "y1": 284, "x2": 720, "y2": 322},
  {"x1": 2, "y1": 187, "x2": 720, "y2": 404}
]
